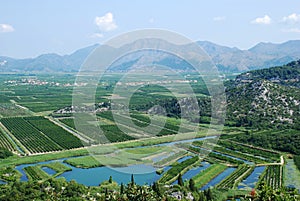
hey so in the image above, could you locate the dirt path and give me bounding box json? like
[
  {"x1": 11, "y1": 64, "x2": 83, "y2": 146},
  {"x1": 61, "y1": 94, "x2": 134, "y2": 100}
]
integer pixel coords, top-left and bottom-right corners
[
  {"x1": 45, "y1": 116, "x2": 92, "y2": 144},
  {"x1": 256, "y1": 155, "x2": 284, "y2": 166},
  {"x1": 227, "y1": 140, "x2": 280, "y2": 154}
]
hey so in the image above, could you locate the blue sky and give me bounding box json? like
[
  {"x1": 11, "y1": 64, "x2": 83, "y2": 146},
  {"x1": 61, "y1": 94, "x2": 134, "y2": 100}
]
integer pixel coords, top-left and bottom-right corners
[{"x1": 1, "y1": 0, "x2": 300, "y2": 58}]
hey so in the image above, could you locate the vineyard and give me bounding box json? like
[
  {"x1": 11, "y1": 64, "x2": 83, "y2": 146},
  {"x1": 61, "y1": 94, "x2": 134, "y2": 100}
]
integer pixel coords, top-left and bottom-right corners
[
  {"x1": 257, "y1": 165, "x2": 282, "y2": 189},
  {"x1": 0, "y1": 118, "x2": 62, "y2": 153},
  {"x1": 0, "y1": 117, "x2": 83, "y2": 154},
  {"x1": 0, "y1": 127, "x2": 17, "y2": 152},
  {"x1": 24, "y1": 116, "x2": 83, "y2": 149}
]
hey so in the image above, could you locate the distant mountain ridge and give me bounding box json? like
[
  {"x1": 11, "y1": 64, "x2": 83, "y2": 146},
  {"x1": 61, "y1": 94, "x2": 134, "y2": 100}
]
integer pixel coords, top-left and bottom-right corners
[{"x1": 1, "y1": 40, "x2": 300, "y2": 73}]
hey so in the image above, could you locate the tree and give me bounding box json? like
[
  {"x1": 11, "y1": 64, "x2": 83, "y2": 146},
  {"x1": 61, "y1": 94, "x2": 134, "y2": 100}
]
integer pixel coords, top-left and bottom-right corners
[
  {"x1": 189, "y1": 178, "x2": 196, "y2": 191},
  {"x1": 152, "y1": 182, "x2": 161, "y2": 196},
  {"x1": 120, "y1": 183, "x2": 124, "y2": 194},
  {"x1": 131, "y1": 174, "x2": 135, "y2": 186},
  {"x1": 108, "y1": 176, "x2": 112, "y2": 183},
  {"x1": 177, "y1": 174, "x2": 184, "y2": 186},
  {"x1": 204, "y1": 188, "x2": 213, "y2": 201}
]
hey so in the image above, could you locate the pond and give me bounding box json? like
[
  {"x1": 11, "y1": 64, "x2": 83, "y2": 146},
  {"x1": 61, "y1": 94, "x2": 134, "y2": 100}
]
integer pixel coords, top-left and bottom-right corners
[
  {"x1": 41, "y1": 167, "x2": 56, "y2": 175},
  {"x1": 58, "y1": 164, "x2": 162, "y2": 186},
  {"x1": 238, "y1": 166, "x2": 266, "y2": 189},
  {"x1": 177, "y1": 155, "x2": 193, "y2": 163}
]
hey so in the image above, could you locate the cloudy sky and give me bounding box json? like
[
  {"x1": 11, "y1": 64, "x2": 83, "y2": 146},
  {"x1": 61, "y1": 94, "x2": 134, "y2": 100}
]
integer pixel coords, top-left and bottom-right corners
[{"x1": 1, "y1": 0, "x2": 300, "y2": 58}]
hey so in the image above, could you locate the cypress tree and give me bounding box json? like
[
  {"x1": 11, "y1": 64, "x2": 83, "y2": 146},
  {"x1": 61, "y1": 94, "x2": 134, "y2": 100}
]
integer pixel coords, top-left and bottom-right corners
[{"x1": 178, "y1": 173, "x2": 184, "y2": 186}]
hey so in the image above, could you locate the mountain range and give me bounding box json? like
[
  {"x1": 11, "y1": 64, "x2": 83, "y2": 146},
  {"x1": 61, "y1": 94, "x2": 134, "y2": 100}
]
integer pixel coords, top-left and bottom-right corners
[{"x1": 1, "y1": 40, "x2": 300, "y2": 73}]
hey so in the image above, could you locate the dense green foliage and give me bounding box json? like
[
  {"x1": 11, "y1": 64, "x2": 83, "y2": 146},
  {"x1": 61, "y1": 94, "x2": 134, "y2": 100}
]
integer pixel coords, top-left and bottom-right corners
[
  {"x1": 236, "y1": 60, "x2": 300, "y2": 88},
  {"x1": 217, "y1": 140, "x2": 280, "y2": 161},
  {"x1": 0, "y1": 148, "x2": 13, "y2": 159},
  {"x1": 293, "y1": 155, "x2": 300, "y2": 171},
  {"x1": 232, "y1": 129, "x2": 300, "y2": 155}
]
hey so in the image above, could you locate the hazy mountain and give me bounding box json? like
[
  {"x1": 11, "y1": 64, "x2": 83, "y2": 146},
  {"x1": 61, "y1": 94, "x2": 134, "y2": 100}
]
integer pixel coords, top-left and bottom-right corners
[
  {"x1": 0, "y1": 41, "x2": 300, "y2": 73},
  {"x1": 197, "y1": 40, "x2": 300, "y2": 72},
  {"x1": 226, "y1": 60, "x2": 300, "y2": 129},
  {"x1": 0, "y1": 44, "x2": 98, "y2": 72}
]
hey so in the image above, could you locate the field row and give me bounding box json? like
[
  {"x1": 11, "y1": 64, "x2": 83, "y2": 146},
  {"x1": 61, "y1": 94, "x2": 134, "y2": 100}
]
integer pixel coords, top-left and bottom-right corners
[
  {"x1": 0, "y1": 127, "x2": 17, "y2": 152},
  {"x1": 257, "y1": 165, "x2": 282, "y2": 189},
  {"x1": 217, "y1": 164, "x2": 254, "y2": 189},
  {"x1": 0, "y1": 117, "x2": 83, "y2": 154}
]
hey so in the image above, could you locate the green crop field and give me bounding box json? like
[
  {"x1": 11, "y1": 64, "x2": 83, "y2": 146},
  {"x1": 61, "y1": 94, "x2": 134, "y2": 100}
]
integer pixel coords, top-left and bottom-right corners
[
  {"x1": 24, "y1": 116, "x2": 83, "y2": 149},
  {"x1": 24, "y1": 166, "x2": 50, "y2": 181},
  {"x1": 0, "y1": 116, "x2": 83, "y2": 154},
  {"x1": 0, "y1": 117, "x2": 62, "y2": 153},
  {"x1": 0, "y1": 127, "x2": 17, "y2": 152}
]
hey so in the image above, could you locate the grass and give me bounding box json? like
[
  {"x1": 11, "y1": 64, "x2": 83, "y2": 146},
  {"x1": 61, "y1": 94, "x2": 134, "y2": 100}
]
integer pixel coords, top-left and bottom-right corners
[
  {"x1": 125, "y1": 146, "x2": 169, "y2": 155},
  {"x1": 193, "y1": 164, "x2": 227, "y2": 188},
  {"x1": 64, "y1": 156, "x2": 102, "y2": 168},
  {"x1": 0, "y1": 148, "x2": 88, "y2": 168},
  {"x1": 154, "y1": 151, "x2": 188, "y2": 167},
  {"x1": 284, "y1": 159, "x2": 300, "y2": 190},
  {"x1": 63, "y1": 146, "x2": 165, "y2": 168},
  {"x1": 41, "y1": 162, "x2": 72, "y2": 176}
]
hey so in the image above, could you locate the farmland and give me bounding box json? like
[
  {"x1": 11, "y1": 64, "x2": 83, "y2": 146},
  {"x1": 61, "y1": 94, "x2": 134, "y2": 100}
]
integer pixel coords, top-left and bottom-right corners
[
  {"x1": 0, "y1": 116, "x2": 83, "y2": 154},
  {"x1": 0, "y1": 117, "x2": 62, "y2": 154},
  {"x1": 0, "y1": 73, "x2": 297, "y2": 200}
]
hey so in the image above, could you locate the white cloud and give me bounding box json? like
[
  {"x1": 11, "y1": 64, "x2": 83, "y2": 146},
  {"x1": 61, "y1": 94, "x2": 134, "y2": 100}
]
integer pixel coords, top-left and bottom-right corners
[
  {"x1": 0, "y1": 24, "x2": 14, "y2": 33},
  {"x1": 282, "y1": 28, "x2": 300, "y2": 33},
  {"x1": 282, "y1": 13, "x2": 300, "y2": 24},
  {"x1": 94, "y1": 12, "x2": 117, "y2": 32},
  {"x1": 90, "y1": 33, "x2": 104, "y2": 38},
  {"x1": 251, "y1": 15, "x2": 271, "y2": 25},
  {"x1": 213, "y1": 16, "x2": 226, "y2": 21}
]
